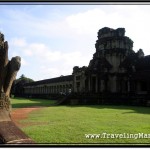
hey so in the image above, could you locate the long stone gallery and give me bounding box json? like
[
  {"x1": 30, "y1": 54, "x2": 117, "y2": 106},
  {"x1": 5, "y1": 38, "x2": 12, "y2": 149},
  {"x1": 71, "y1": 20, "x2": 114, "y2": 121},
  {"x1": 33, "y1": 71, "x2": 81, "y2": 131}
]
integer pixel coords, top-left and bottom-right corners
[{"x1": 17, "y1": 27, "x2": 150, "y2": 106}]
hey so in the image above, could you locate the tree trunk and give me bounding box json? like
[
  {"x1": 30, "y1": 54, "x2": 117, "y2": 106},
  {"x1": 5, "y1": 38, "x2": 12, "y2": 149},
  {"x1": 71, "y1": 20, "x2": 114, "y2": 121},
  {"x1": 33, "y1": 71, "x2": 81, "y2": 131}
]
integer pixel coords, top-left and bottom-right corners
[{"x1": 0, "y1": 32, "x2": 35, "y2": 144}]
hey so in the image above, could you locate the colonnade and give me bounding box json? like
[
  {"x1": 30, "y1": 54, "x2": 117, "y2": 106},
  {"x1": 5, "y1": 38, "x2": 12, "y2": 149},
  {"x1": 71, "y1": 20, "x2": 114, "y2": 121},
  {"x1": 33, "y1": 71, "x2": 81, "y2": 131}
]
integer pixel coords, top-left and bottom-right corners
[{"x1": 24, "y1": 83, "x2": 72, "y2": 95}]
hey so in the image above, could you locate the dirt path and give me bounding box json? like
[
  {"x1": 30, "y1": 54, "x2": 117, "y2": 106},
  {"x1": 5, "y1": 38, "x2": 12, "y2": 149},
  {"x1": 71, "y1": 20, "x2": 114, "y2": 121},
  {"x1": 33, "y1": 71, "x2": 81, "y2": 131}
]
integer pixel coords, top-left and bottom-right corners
[{"x1": 11, "y1": 107, "x2": 44, "y2": 127}]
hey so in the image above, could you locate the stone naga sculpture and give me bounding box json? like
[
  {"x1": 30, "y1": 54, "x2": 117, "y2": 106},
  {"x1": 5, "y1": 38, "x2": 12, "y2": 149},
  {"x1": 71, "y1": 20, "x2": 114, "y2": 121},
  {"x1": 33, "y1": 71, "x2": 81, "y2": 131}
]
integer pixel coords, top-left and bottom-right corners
[
  {"x1": 0, "y1": 32, "x2": 21, "y2": 113},
  {"x1": 0, "y1": 32, "x2": 34, "y2": 144}
]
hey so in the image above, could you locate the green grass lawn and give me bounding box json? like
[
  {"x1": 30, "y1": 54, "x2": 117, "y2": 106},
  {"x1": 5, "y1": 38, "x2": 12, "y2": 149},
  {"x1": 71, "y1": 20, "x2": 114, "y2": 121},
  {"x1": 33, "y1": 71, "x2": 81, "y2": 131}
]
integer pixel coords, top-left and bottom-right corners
[
  {"x1": 11, "y1": 97, "x2": 56, "y2": 108},
  {"x1": 11, "y1": 97, "x2": 150, "y2": 145}
]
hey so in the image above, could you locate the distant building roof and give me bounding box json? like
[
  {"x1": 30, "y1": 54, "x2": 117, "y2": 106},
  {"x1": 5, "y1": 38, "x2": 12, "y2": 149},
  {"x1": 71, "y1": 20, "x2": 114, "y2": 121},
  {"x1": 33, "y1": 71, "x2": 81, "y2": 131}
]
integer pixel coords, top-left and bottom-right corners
[{"x1": 24, "y1": 75, "x2": 73, "y2": 86}]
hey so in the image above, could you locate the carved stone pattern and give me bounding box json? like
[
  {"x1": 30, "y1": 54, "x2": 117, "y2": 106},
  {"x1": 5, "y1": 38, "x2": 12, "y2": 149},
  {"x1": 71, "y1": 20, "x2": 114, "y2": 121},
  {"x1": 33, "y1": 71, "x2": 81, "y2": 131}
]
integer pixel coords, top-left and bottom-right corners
[{"x1": 0, "y1": 93, "x2": 10, "y2": 110}]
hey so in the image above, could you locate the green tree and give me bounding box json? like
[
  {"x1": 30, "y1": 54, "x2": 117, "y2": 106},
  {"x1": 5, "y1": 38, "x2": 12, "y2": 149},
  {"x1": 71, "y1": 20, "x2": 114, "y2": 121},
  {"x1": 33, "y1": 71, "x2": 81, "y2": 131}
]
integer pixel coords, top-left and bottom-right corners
[{"x1": 11, "y1": 74, "x2": 34, "y2": 97}]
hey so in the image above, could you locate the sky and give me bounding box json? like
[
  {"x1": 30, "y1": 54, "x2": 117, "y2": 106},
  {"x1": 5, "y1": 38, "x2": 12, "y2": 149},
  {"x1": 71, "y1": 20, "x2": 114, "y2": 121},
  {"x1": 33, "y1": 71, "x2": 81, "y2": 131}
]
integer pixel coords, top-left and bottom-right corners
[{"x1": 1, "y1": 4, "x2": 150, "y2": 81}]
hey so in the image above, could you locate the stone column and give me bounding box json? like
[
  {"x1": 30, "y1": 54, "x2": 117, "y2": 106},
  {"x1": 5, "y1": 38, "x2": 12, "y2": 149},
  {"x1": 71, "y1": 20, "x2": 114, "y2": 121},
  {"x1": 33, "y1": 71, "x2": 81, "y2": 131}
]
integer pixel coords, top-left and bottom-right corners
[
  {"x1": 95, "y1": 76, "x2": 98, "y2": 93},
  {"x1": 31, "y1": 87, "x2": 33, "y2": 94},
  {"x1": 127, "y1": 80, "x2": 130, "y2": 93},
  {"x1": 38, "y1": 87, "x2": 39, "y2": 94},
  {"x1": 49, "y1": 86, "x2": 50, "y2": 93},
  {"x1": 111, "y1": 76, "x2": 117, "y2": 93},
  {"x1": 88, "y1": 76, "x2": 91, "y2": 92},
  {"x1": 40, "y1": 87, "x2": 42, "y2": 94},
  {"x1": 100, "y1": 80, "x2": 105, "y2": 92}
]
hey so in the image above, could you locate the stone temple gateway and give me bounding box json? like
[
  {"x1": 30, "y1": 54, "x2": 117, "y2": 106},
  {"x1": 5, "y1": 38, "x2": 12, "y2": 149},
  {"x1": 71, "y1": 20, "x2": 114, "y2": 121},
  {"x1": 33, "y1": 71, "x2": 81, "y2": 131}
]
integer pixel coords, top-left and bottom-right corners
[
  {"x1": 22, "y1": 27, "x2": 150, "y2": 106},
  {"x1": 73, "y1": 27, "x2": 134, "y2": 93}
]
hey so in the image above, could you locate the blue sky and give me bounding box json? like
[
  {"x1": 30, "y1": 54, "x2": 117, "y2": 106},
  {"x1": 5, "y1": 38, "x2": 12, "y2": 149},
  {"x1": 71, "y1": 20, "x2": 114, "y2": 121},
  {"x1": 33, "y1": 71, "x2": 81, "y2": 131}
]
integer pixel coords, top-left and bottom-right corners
[{"x1": 1, "y1": 4, "x2": 150, "y2": 81}]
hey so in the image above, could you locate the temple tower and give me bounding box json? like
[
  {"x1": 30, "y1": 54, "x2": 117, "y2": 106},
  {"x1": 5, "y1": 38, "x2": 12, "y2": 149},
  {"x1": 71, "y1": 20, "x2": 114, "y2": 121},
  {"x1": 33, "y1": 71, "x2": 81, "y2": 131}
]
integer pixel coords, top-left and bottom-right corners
[{"x1": 87, "y1": 27, "x2": 134, "y2": 93}]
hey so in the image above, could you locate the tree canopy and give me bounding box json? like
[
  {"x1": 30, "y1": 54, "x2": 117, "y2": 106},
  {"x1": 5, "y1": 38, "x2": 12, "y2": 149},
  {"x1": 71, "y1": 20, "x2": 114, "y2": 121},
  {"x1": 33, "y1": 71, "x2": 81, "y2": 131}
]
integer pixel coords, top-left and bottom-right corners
[{"x1": 11, "y1": 74, "x2": 34, "y2": 97}]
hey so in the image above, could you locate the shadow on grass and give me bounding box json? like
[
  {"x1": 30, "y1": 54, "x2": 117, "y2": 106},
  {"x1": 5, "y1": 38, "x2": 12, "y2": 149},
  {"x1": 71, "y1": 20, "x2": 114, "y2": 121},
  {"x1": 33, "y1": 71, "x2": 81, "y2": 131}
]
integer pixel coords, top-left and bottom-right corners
[
  {"x1": 64, "y1": 104, "x2": 150, "y2": 115},
  {"x1": 11, "y1": 97, "x2": 56, "y2": 108},
  {"x1": 11, "y1": 97, "x2": 150, "y2": 115}
]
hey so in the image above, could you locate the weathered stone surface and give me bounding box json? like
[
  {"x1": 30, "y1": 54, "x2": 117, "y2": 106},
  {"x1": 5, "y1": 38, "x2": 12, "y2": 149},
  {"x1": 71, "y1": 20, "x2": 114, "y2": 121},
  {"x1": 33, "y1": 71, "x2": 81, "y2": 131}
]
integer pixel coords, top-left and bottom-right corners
[
  {"x1": 0, "y1": 32, "x2": 21, "y2": 111},
  {"x1": 0, "y1": 32, "x2": 35, "y2": 144},
  {"x1": 72, "y1": 27, "x2": 146, "y2": 94},
  {"x1": 0, "y1": 121, "x2": 34, "y2": 144}
]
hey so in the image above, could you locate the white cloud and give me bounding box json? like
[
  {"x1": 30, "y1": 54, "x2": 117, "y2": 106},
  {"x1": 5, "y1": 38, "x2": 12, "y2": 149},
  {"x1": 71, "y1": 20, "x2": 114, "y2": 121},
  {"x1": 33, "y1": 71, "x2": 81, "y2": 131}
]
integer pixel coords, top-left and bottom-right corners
[
  {"x1": 10, "y1": 38, "x2": 27, "y2": 47},
  {"x1": 21, "y1": 58, "x2": 29, "y2": 66},
  {"x1": 39, "y1": 67, "x2": 62, "y2": 80},
  {"x1": 66, "y1": 8, "x2": 105, "y2": 35},
  {"x1": 10, "y1": 51, "x2": 19, "y2": 58},
  {"x1": 23, "y1": 43, "x2": 62, "y2": 62},
  {"x1": 9, "y1": 38, "x2": 91, "y2": 80},
  {"x1": 5, "y1": 5, "x2": 150, "y2": 80},
  {"x1": 4, "y1": 8, "x2": 73, "y2": 39},
  {"x1": 65, "y1": 6, "x2": 150, "y2": 55}
]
